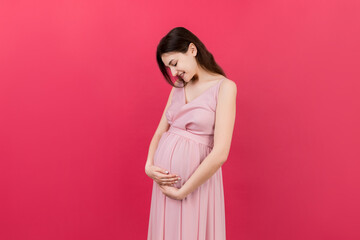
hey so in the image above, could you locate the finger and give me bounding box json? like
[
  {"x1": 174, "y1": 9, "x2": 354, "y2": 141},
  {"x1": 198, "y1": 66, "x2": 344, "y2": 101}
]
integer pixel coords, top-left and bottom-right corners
[
  {"x1": 158, "y1": 181, "x2": 177, "y2": 187},
  {"x1": 155, "y1": 168, "x2": 170, "y2": 175},
  {"x1": 164, "y1": 182, "x2": 175, "y2": 186},
  {"x1": 156, "y1": 180, "x2": 164, "y2": 186},
  {"x1": 158, "y1": 181, "x2": 170, "y2": 186},
  {"x1": 154, "y1": 168, "x2": 179, "y2": 178},
  {"x1": 161, "y1": 177, "x2": 180, "y2": 183},
  {"x1": 160, "y1": 174, "x2": 180, "y2": 180},
  {"x1": 160, "y1": 180, "x2": 175, "y2": 186},
  {"x1": 155, "y1": 175, "x2": 174, "y2": 182}
]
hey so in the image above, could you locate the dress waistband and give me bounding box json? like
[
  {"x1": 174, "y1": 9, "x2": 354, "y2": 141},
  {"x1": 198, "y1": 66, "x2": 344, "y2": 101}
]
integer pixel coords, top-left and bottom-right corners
[{"x1": 167, "y1": 126, "x2": 214, "y2": 148}]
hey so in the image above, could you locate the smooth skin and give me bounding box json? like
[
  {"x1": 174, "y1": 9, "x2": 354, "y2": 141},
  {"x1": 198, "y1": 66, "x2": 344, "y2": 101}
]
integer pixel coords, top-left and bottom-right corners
[{"x1": 145, "y1": 43, "x2": 237, "y2": 201}]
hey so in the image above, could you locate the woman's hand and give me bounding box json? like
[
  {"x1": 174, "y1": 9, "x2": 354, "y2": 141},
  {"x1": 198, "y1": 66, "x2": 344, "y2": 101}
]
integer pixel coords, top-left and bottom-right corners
[
  {"x1": 145, "y1": 164, "x2": 181, "y2": 186},
  {"x1": 158, "y1": 185, "x2": 186, "y2": 200}
]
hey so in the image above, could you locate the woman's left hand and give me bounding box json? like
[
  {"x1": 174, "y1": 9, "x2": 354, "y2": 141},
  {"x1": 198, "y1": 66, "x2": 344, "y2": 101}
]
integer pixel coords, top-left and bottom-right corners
[{"x1": 158, "y1": 184, "x2": 186, "y2": 200}]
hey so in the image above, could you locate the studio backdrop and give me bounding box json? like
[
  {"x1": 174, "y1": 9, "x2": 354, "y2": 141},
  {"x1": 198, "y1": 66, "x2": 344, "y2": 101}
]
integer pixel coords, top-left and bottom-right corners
[{"x1": 1, "y1": 0, "x2": 359, "y2": 239}]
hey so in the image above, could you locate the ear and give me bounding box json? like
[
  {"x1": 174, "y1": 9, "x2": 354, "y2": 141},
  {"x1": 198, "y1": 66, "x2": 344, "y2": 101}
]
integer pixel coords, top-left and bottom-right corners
[{"x1": 188, "y1": 42, "x2": 197, "y2": 56}]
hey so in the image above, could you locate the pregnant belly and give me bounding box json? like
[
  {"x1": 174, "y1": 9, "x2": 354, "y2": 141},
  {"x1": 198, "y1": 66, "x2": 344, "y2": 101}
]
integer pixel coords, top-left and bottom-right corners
[{"x1": 154, "y1": 132, "x2": 212, "y2": 188}]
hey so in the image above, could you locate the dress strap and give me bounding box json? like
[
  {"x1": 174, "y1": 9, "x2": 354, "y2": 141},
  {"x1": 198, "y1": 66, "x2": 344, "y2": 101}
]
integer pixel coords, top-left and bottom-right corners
[{"x1": 215, "y1": 78, "x2": 226, "y2": 99}]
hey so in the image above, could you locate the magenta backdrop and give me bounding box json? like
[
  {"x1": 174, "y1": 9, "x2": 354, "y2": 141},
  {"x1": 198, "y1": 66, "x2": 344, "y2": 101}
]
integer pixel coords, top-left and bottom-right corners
[{"x1": 1, "y1": 0, "x2": 359, "y2": 239}]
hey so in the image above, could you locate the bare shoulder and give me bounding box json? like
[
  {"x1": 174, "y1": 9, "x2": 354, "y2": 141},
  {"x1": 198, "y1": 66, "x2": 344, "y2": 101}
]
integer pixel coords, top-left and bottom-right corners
[{"x1": 219, "y1": 78, "x2": 237, "y2": 96}]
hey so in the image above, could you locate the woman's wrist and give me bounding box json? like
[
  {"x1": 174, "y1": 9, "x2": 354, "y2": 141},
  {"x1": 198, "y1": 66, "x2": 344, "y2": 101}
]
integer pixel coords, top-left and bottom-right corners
[{"x1": 178, "y1": 187, "x2": 189, "y2": 200}]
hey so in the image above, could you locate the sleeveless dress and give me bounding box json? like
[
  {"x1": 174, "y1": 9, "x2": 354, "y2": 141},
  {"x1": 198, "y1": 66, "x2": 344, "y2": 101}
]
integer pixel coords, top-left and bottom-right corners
[{"x1": 147, "y1": 78, "x2": 226, "y2": 240}]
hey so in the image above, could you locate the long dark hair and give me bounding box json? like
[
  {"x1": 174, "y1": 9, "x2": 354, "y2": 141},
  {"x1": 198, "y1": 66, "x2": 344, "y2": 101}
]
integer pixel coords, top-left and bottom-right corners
[{"x1": 156, "y1": 27, "x2": 227, "y2": 88}]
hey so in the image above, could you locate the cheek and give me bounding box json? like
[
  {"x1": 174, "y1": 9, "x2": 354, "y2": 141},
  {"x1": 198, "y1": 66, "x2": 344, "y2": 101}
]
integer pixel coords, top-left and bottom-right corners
[
  {"x1": 188, "y1": 60, "x2": 197, "y2": 72},
  {"x1": 183, "y1": 63, "x2": 192, "y2": 72},
  {"x1": 188, "y1": 65, "x2": 196, "y2": 74}
]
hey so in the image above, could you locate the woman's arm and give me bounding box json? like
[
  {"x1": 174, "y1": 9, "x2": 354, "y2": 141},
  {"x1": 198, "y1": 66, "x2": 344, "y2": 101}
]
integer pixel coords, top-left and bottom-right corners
[
  {"x1": 178, "y1": 80, "x2": 237, "y2": 199},
  {"x1": 145, "y1": 87, "x2": 175, "y2": 170}
]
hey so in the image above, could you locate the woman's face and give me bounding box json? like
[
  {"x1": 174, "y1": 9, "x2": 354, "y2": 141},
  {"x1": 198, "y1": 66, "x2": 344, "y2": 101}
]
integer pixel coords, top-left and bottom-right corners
[{"x1": 161, "y1": 43, "x2": 198, "y2": 82}]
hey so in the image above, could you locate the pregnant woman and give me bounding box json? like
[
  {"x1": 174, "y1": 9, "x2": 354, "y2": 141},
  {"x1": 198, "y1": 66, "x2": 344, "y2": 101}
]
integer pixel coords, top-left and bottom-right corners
[{"x1": 145, "y1": 27, "x2": 237, "y2": 240}]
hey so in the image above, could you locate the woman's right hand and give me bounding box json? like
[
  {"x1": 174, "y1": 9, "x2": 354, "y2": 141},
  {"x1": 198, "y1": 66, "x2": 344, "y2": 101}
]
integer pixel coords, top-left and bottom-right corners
[{"x1": 145, "y1": 164, "x2": 181, "y2": 186}]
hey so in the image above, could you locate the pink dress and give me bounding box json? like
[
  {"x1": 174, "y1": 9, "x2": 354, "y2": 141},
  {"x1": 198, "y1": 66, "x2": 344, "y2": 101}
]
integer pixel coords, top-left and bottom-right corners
[{"x1": 147, "y1": 78, "x2": 226, "y2": 240}]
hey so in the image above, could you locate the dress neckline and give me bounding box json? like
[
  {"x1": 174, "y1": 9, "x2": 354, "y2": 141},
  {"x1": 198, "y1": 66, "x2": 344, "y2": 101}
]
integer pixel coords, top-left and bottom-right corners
[{"x1": 183, "y1": 78, "x2": 225, "y2": 106}]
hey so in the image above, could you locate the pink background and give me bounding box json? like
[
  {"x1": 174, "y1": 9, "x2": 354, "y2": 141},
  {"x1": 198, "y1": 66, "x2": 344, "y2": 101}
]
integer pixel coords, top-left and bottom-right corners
[{"x1": 1, "y1": 0, "x2": 359, "y2": 239}]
